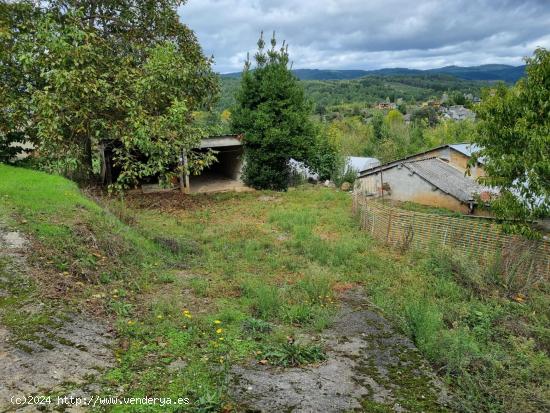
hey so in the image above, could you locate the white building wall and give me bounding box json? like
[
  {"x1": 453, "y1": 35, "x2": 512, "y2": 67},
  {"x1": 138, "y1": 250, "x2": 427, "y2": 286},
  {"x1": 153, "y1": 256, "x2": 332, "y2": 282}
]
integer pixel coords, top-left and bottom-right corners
[{"x1": 355, "y1": 166, "x2": 469, "y2": 213}]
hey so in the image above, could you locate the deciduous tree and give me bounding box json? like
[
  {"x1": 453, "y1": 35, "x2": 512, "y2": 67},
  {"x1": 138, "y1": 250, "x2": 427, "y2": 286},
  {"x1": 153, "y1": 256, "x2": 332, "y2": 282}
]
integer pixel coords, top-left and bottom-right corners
[
  {"x1": 0, "y1": 1, "x2": 40, "y2": 162},
  {"x1": 1, "y1": 1, "x2": 218, "y2": 188},
  {"x1": 472, "y1": 48, "x2": 549, "y2": 231}
]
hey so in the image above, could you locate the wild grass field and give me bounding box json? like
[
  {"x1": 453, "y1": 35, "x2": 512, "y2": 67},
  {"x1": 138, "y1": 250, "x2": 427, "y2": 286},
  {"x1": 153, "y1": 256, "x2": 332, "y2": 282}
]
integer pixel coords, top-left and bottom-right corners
[{"x1": 0, "y1": 164, "x2": 548, "y2": 412}]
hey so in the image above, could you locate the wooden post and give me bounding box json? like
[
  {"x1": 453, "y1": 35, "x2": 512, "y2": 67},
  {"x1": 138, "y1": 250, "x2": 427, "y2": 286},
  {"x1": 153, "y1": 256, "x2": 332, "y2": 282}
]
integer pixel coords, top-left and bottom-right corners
[
  {"x1": 386, "y1": 210, "x2": 393, "y2": 244},
  {"x1": 380, "y1": 170, "x2": 384, "y2": 199},
  {"x1": 182, "y1": 149, "x2": 190, "y2": 194},
  {"x1": 178, "y1": 151, "x2": 185, "y2": 193},
  {"x1": 371, "y1": 210, "x2": 375, "y2": 235},
  {"x1": 178, "y1": 149, "x2": 191, "y2": 194}
]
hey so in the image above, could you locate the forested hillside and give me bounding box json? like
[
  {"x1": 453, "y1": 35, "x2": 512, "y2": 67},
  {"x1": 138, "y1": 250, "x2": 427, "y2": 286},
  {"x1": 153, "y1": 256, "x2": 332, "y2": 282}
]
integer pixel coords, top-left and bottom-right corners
[
  {"x1": 303, "y1": 75, "x2": 484, "y2": 108},
  {"x1": 217, "y1": 74, "x2": 486, "y2": 111},
  {"x1": 217, "y1": 63, "x2": 525, "y2": 111}
]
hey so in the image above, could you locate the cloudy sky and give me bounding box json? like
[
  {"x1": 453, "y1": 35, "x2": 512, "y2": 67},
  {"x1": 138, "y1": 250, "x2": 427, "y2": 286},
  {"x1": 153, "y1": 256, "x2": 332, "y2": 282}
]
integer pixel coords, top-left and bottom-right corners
[{"x1": 179, "y1": 0, "x2": 550, "y2": 73}]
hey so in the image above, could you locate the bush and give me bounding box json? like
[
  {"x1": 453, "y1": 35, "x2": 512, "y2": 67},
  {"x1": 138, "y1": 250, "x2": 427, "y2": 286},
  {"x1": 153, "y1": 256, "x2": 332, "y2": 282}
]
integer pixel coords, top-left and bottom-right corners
[{"x1": 332, "y1": 164, "x2": 358, "y2": 188}]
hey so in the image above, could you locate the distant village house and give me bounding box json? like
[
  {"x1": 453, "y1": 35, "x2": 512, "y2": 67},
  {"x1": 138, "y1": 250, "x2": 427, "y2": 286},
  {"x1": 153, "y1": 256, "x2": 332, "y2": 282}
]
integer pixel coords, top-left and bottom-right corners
[
  {"x1": 376, "y1": 102, "x2": 397, "y2": 110},
  {"x1": 362, "y1": 143, "x2": 485, "y2": 177},
  {"x1": 441, "y1": 105, "x2": 476, "y2": 121},
  {"x1": 355, "y1": 143, "x2": 492, "y2": 214}
]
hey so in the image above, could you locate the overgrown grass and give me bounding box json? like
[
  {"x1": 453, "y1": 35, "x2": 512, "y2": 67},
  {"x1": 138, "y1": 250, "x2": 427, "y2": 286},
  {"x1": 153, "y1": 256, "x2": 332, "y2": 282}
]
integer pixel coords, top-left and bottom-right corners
[
  {"x1": 0, "y1": 165, "x2": 247, "y2": 411},
  {"x1": 1, "y1": 165, "x2": 548, "y2": 412},
  {"x1": 399, "y1": 246, "x2": 550, "y2": 412}
]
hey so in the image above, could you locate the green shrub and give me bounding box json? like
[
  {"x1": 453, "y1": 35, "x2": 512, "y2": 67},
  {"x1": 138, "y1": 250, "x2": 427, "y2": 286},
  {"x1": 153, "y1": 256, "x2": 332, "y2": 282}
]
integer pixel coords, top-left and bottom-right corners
[
  {"x1": 332, "y1": 164, "x2": 358, "y2": 188},
  {"x1": 231, "y1": 33, "x2": 334, "y2": 191}
]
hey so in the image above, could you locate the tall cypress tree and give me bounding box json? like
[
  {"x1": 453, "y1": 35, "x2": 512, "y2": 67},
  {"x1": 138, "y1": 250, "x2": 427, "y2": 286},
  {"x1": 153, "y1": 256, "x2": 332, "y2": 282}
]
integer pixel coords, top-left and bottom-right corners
[{"x1": 231, "y1": 32, "x2": 319, "y2": 190}]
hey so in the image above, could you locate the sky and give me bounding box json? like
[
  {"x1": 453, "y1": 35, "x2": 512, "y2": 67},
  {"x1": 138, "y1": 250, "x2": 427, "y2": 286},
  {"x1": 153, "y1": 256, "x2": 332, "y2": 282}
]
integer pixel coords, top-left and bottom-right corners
[{"x1": 179, "y1": 0, "x2": 550, "y2": 73}]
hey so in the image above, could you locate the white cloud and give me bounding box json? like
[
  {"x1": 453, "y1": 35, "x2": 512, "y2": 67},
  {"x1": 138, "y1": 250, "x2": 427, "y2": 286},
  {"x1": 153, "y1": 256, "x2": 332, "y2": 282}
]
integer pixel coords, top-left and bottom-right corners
[{"x1": 180, "y1": 0, "x2": 550, "y2": 72}]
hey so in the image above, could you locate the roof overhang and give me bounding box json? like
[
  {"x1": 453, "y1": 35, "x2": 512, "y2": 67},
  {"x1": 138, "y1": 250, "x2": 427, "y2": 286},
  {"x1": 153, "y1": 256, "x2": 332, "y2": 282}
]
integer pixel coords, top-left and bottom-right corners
[{"x1": 199, "y1": 135, "x2": 243, "y2": 149}]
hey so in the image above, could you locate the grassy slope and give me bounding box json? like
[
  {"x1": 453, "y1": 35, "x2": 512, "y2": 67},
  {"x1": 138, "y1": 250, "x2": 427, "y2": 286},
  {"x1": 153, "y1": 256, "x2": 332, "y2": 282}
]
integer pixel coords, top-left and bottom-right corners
[
  {"x1": 1, "y1": 165, "x2": 548, "y2": 412},
  {"x1": 117, "y1": 188, "x2": 549, "y2": 412}
]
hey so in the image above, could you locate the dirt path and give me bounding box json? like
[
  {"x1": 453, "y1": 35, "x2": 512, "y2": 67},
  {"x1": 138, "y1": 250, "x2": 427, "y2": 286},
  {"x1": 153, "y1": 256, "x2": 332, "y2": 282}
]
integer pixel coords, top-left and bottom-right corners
[
  {"x1": 230, "y1": 290, "x2": 452, "y2": 412},
  {"x1": 0, "y1": 228, "x2": 114, "y2": 412}
]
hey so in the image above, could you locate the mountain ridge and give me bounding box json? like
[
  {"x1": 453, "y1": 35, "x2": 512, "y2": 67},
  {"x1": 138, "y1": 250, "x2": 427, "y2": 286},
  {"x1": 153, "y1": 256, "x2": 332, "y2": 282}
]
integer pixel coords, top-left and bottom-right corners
[{"x1": 221, "y1": 64, "x2": 525, "y2": 82}]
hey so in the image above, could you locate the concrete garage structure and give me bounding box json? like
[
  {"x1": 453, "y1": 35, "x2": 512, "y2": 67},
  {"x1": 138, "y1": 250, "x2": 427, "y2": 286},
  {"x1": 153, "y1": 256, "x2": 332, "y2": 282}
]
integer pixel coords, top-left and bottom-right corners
[
  {"x1": 188, "y1": 135, "x2": 249, "y2": 193},
  {"x1": 355, "y1": 157, "x2": 490, "y2": 214},
  {"x1": 141, "y1": 134, "x2": 250, "y2": 194}
]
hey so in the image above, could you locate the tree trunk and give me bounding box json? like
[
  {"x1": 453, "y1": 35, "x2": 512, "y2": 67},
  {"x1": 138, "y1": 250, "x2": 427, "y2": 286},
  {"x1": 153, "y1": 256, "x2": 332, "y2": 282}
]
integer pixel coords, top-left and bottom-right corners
[
  {"x1": 70, "y1": 134, "x2": 93, "y2": 184},
  {"x1": 179, "y1": 149, "x2": 190, "y2": 194},
  {"x1": 99, "y1": 142, "x2": 113, "y2": 186}
]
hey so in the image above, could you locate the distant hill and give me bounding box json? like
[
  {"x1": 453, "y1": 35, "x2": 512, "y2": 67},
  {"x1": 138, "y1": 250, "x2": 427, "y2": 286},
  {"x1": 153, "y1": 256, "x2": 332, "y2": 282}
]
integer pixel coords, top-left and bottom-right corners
[
  {"x1": 425, "y1": 64, "x2": 525, "y2": 82},
  {"x1": 217, "y1": 73, "x2": 487, "y2": 111},
  {"x1": 221, "y1": 64, "x2": 525, "y2": 83}
]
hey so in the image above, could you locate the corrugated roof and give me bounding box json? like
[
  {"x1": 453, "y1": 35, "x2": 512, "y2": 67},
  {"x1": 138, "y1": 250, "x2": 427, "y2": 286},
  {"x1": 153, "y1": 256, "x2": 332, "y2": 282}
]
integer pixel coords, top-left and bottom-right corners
[
  {"x1": 449, "y1": 143, "x2": 481, "y2": 159},
  {"x1": 402, "y1": 158, "x2": 484, "y2": 203},
  {"x1": 346, "y1": 156, "x2": 380, "y2": 172},
  {"x1": 359, "y1": 142, "x2": 484, "y2": 175}
]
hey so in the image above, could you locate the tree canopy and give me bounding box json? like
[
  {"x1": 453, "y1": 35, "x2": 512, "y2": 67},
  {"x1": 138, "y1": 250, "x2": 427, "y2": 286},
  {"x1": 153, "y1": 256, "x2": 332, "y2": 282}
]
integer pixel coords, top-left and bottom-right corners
[
  {"x1": 472, "y1": 48, "x2": 549, "y2": 229},
  {"x1": 231, "y1": 32, "x2": 336, "y2": 190},
  {"x1": 0, "y1": 0, "x2": 218, "y2": 188},
  {"x1": 0, "y1": 1, "x2": 40, "y2": 163}
]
